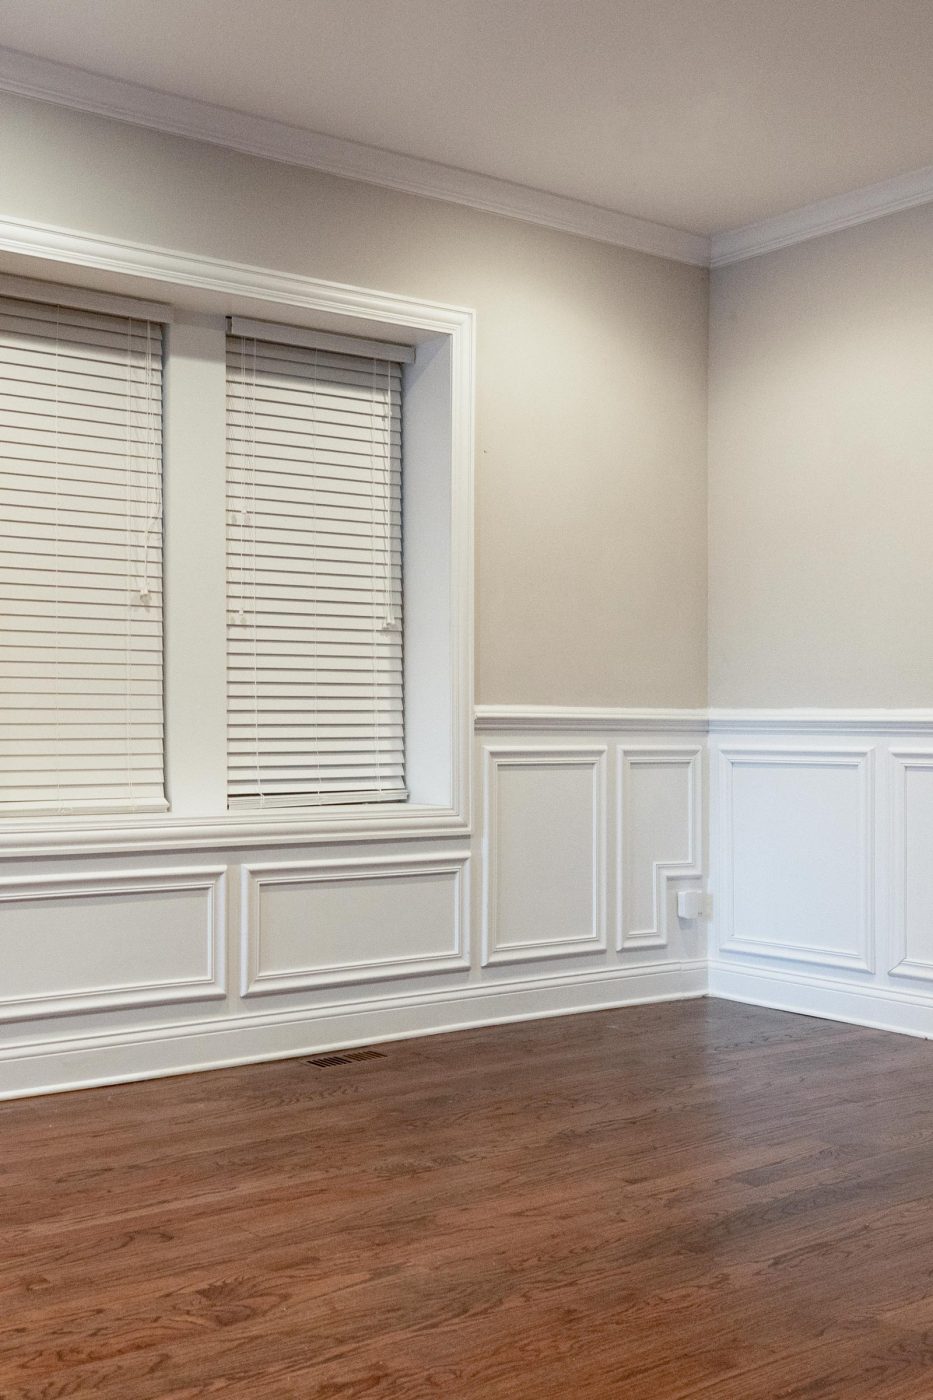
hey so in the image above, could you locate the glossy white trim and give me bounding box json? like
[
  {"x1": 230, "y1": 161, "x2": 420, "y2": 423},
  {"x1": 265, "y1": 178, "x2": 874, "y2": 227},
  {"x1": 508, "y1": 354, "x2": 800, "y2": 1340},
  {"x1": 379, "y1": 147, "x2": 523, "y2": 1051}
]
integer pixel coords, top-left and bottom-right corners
[
  {"x1": 708, "y1": 709, "x2": 933, "y2": 735},
  {"x1": 710, "y1": 960, "x2": 933, "y2": 1040},
  {"x1": 617, "y1": 746, "x2": 703, "y2": 951},
  {"x1": 481, "y1": 745, "x2": 608, "y2": 966},
  {"x1": 5, "y1": 46, "x2": 933, "y2": 271},
  {"x1": 0, "y1": 47, "x2": 709, "y2": 267},
  {"x1": 712, "y1": 163, "x2": 933, "y2": 267},
  {"x1": 889, "y1": 750, "x2": 933, "y2": 983},
  {"x1": 0, "y1": 866, "x2": 226, "y2": 1019},
  {"x1": 241, "y1": 852, "x2": 471, "y2": 994},
  {"x1": 0, "y1": 958, "x2": 708, "y2": 1100},
  {"x1": 475, "y1": 706, "x2": 708, "y2": 733},
  {"x1": 479, "y1": 707, "x2": 933, "y2": 736},
  {"x1": 715, "y1": 745, "x2": 875, "y2": 973}
]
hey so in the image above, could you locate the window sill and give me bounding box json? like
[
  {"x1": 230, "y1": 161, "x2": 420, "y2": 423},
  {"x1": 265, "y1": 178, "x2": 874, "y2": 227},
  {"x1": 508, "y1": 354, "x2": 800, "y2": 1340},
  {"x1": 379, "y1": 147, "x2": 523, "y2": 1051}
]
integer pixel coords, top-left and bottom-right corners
[{"x1": 0, "y1": 802, "x2": 470, "y2": 859}]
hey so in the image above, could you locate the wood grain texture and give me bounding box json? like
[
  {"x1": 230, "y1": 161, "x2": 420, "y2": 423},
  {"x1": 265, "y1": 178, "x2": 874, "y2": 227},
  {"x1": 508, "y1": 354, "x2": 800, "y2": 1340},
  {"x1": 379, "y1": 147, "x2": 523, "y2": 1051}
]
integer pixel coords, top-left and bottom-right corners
[{"x1": 3, "y1": 1001, "x2": 933, "y2": 1397}]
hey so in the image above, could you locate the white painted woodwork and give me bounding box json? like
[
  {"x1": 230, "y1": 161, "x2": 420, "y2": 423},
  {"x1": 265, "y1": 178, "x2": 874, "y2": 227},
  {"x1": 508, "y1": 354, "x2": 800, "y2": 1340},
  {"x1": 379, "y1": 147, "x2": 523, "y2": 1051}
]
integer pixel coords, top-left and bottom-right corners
[
  {"x1": 0, "y1": 709, "x2": 710, "y2": 1098},
  {"x1": 7, "y1": 34, "x2": 933, "y2": 267},
  {"x1": 242, "y1": 854, "x2": 469, "y2": 993},
  {"x1": 716, "y1": 748, "x2": 873, "y2": 971},
  {"x1": 0, "y1": 867, "x2": 225, "y2": 1020},
  {"x1": 891, "y1": 753, "x2": 933, "y2": 981},
  {"x1": 482, "y1": 746, "x2": 607, "y2": 965},
  {"x1": 618, "y1": 747, "x2": 702, "y2": 950}
]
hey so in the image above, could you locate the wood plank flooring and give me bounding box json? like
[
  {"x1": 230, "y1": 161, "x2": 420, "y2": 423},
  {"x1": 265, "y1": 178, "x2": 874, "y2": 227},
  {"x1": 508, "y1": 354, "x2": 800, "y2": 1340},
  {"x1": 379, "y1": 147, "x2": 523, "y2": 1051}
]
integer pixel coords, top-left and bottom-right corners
[{"x1": 4, "y1": 1000, "x2": 933, "y2": 1398}]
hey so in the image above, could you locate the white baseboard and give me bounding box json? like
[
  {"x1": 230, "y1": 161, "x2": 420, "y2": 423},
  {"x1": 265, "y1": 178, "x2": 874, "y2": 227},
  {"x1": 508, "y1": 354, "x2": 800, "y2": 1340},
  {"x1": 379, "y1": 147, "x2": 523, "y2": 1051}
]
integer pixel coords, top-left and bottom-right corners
[
  {"x1": 0, "y1": 959, "x2": 707, "y2": 1100},
  {"x1": 709, "y1": 961, "x2": 933, "y2": 1040}
]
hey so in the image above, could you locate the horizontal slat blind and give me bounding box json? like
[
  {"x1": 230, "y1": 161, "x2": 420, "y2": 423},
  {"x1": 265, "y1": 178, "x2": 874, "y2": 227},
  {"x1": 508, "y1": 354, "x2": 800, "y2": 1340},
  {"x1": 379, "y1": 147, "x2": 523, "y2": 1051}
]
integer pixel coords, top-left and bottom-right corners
[
  {"x1": 0, "y1": 294, "x2": 166, "y2": 815},
  {"x1": 226, "y1": 331, "x2": 406, "y2": 807}
]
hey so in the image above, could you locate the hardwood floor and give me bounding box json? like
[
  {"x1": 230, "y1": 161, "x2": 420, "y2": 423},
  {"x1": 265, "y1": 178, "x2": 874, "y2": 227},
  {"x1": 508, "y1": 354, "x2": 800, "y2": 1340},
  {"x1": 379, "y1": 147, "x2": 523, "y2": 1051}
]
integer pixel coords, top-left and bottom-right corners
[{"x1": 4, "y1": 1001, "x2": 933, "y2": 1398}]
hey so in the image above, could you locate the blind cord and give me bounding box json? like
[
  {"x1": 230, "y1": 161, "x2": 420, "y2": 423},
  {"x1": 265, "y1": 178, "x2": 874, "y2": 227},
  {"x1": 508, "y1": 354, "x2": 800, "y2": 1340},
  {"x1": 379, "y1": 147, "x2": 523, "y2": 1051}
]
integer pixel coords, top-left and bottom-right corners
[
  {"x1": 312, "y1": 347, "x2": 320, "y2": 799},
  {"x1": 53, "y1": 304, "x2": 63, "y2": 815},
  {"x1": 370, "y1": 357, "x2": 382, "y2": 793},
  {"x1": 245, "y1": 336, "x2": 263, "y2": 807},
  {"x1": 124, "y1": 317, "x2": 135, "y2": 810},
  {"x1": 382, "y1": 358, "x2": 397, "y2": 632},
  {"x1": 138, "y1": 320, "x2": 159, "y2": 605}
]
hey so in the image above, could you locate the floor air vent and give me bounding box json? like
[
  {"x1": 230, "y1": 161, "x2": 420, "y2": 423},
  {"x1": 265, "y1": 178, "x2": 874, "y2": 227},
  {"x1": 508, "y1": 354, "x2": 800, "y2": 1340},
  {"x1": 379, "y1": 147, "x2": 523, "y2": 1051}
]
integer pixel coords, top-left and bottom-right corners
[{"x1": 307, "y1": 1049, "x2": 387, "y2": 1067}]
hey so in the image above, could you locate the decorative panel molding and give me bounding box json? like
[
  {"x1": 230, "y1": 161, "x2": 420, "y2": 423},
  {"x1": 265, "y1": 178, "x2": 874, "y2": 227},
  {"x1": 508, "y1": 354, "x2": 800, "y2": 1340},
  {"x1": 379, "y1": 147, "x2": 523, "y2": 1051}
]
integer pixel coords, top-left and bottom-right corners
[
  {"x1": 241, "y1": 853, "x2": 470, "y2": 995},
  {"x1": 717, "y1": 747, "x2": 874, "y2": 972},
  {"x1": 0, "y1": 867, "x2": 226, "y2": 1020},
  {"x1": 618, "y1": 746, "x2": 702, "y2": 950},
  {"x1": 890, "y1": 751, "x2": 933, "y2": 982},
  {"x1": 482, "y1": 746, "x2": 607, "y2": 965}
]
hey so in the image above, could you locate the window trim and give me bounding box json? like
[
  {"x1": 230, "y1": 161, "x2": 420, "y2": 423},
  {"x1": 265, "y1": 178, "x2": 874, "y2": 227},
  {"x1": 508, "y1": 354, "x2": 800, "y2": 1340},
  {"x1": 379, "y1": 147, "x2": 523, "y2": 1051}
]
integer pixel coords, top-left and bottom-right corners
[{"x1": 0, "y1": 217, "x2": 475, "y2": 858}]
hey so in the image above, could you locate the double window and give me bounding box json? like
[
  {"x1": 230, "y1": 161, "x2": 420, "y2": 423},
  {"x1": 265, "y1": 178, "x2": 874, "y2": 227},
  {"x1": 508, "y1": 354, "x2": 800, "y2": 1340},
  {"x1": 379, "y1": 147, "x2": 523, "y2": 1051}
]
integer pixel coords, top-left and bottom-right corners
[{"x1": 0, "y1": 283, "x2": 409, "y2": 818}]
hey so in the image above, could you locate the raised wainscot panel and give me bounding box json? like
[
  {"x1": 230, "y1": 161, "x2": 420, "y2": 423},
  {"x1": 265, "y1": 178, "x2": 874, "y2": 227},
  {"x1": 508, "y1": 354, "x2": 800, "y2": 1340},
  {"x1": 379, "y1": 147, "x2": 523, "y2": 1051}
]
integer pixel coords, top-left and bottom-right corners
[
  {"x1": 241, "y1": 853, "x2": 470, "y2": 995},
  {"x1": 618, "y1": 746, "x2": 702, "y2": 950},
  {"x1": 482, "y1": 745, "x2": 607, "y2": 965},
  {"x1": 0, "y1": 867, "x2": 226, "y2": 1021},
  {"x1": 717, "y1": 746, "x2": 873, "y2": 971},
  {"x1": 890, "y1": 752, "x2": 933, "y2": 981}
]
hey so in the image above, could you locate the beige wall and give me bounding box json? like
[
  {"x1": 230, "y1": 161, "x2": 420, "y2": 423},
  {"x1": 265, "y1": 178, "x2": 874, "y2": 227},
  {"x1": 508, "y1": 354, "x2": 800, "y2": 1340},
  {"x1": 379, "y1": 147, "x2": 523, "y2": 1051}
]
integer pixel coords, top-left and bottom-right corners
[
  {"x1": 709, "y1": 203, "x2": 933, "y2": 707},
  {"x1": 0, "y1": 92, "x2": 710, "y2": 708}
]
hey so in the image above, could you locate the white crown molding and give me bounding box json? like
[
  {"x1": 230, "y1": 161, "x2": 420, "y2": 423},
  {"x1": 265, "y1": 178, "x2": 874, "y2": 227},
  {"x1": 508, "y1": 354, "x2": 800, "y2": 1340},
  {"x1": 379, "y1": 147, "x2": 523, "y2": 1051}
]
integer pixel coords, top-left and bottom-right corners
[
  {"x1": 711, "y1": 163, "x2": 933, "y2": 267},
  {"x1": 0, "y1": 46, "x2": 709, "y2": 268},
  {"x1": 5, "y1": 47, "x2": 933, "y2": 271}
]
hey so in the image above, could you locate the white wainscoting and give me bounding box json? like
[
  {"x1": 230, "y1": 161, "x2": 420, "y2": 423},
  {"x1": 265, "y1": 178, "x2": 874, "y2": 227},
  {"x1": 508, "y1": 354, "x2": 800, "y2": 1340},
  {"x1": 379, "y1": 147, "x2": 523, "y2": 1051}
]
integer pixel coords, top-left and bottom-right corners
[
  {"x1": 0, "y1": 709, "x2": 708, "y2": 1099},
  {"x1": 618, "y1": 747, "x2": 702, "y2": 950},
  {"x1": 0, "y1": 866, "x2": 226, "y2": 1021},
  {"x1": 11, "y1": 708, "x2": 933, "y2": 1100},
  {"x1": 709, "y1": 714, "x2": 933, "y2": 1038},
  {"x1": 481, "y1": 746, "x2": 608, "y2": 965},
  {"x1": 241, "y1": 853, "x2": 470, "y2": 994},
  {"x1": 716, "y1": 745, "x2": 874, "y2": 971},
  {"x1": 890, "y1": 751, "x2": 933, "y2": 983}
]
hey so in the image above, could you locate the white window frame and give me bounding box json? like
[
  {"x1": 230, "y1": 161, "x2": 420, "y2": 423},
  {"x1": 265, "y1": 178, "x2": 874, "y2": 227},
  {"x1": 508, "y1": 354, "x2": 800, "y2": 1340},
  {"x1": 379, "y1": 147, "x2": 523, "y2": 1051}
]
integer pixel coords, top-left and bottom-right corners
[{"x1": 0, "y1": 220, "x2": 474, "y2": 857}]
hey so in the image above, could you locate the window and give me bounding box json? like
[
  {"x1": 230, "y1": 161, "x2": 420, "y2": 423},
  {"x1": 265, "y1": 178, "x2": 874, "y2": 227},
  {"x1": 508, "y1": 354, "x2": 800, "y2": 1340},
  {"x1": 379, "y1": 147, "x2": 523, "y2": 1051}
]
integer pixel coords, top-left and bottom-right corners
[
  {"x1": 0, "y1": 260, "x2": 470, "y2": 839},
  {"x1": 0, "y1": 282, "x2": 167, "y2": 815},
  {"x1": 225, "y1": 318, "x2": 410, "y2": 809}
]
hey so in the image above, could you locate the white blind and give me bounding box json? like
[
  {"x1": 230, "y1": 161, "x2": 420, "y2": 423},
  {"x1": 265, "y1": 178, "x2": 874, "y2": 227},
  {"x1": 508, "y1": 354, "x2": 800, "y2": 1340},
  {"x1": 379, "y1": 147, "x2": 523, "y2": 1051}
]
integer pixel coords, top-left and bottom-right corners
[
  {"x1": 226, "y1": 326, "x2": 407, "y2": 808},
  {"x1": 0, "y1": 293, "x2": 166, "y2": 815}
]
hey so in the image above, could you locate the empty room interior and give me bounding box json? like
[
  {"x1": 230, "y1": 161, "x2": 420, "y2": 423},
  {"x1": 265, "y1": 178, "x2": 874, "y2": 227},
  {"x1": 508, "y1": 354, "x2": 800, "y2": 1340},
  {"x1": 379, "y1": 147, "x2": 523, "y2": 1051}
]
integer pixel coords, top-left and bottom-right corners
[{"x1": 4, "y1": 1, "x2": 933, "y2": 1395}]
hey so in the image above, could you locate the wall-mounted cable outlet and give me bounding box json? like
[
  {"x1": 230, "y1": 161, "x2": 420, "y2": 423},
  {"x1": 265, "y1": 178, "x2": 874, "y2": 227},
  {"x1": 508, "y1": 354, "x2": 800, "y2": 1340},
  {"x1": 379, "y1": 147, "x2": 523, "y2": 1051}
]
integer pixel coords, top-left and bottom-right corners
[{"x1": 677, "y1": 889, "x2": 707, "y2": 920}]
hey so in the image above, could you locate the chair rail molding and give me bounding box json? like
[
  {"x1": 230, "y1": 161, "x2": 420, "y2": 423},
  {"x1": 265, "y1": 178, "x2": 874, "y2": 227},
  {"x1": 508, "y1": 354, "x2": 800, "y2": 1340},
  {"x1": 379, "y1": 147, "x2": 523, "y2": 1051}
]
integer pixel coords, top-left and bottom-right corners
[{"x1": 475, "y1": 706, "x2": 709, "y2": 733}]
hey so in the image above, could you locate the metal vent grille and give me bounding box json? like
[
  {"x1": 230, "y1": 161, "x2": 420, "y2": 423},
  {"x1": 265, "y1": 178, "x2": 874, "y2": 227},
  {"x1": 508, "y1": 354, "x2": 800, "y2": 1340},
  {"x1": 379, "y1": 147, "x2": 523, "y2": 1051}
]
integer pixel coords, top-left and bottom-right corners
[{"x1": 307, "y1": 1049, "x2": 387, "y2": 1067}]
